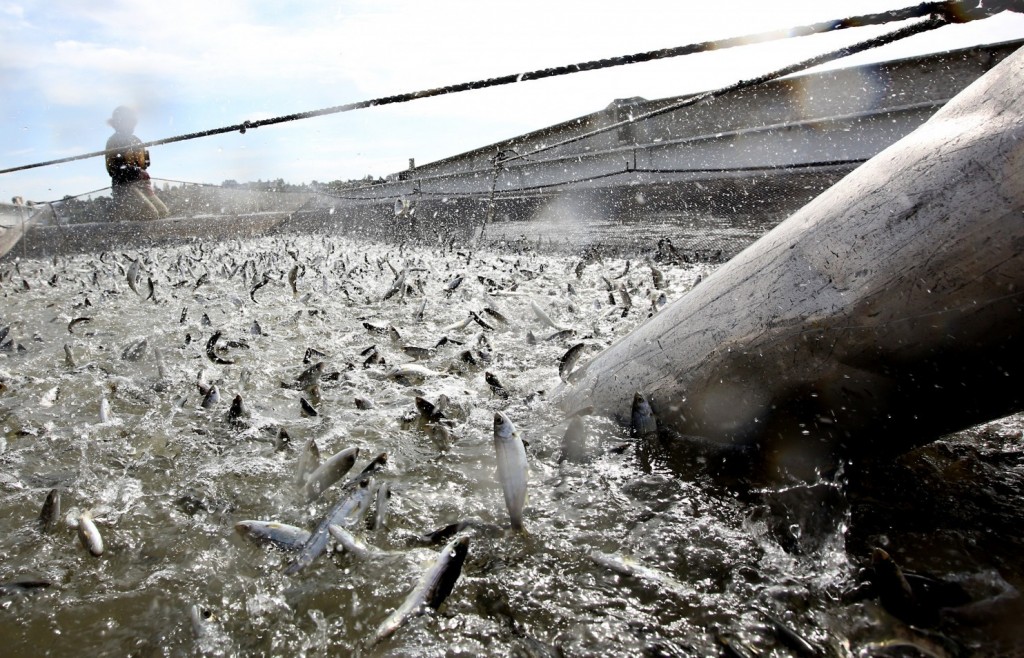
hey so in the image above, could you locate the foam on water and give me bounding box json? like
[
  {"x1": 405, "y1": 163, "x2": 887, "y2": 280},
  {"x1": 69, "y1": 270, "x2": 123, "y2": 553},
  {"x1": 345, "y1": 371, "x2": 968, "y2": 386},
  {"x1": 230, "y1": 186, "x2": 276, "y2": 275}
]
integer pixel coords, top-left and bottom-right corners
[{"x1": 0, "y1": 232, "x2": 1020, "y2": 656}]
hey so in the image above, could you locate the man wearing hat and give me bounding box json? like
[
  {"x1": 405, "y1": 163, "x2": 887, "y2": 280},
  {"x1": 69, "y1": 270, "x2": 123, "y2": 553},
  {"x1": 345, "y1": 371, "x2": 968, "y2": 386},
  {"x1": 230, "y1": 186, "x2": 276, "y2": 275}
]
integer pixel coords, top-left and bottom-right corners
[{"x1": 105, "y1": 106, "x2": 170, "y2": 221}]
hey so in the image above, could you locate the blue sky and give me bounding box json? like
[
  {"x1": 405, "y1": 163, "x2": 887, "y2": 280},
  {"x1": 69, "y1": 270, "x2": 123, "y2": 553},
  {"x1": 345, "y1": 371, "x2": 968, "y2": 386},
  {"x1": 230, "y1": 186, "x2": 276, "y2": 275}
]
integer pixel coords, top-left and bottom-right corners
[{"x1": 2, "y1": 1, "x2": 1023, "y2": 203}]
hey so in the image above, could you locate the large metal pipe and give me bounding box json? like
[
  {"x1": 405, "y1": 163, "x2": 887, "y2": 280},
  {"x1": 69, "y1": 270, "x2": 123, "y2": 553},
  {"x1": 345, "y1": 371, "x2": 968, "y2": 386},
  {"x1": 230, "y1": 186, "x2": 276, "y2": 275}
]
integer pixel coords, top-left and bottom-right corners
[{"x1": 552, "y1": 45, "x2": 1024, "y2": 465}]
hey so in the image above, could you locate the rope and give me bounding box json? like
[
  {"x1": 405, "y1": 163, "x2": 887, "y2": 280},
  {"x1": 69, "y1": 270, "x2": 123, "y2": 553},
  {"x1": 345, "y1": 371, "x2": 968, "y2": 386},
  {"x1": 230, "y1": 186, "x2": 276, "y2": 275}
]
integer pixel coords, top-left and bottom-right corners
[
  {"x1": 0, "y1": 0, "x2": 988, "y2": 177},
  {"x1": 306, "y1": 15, "x2": 950, "y2": 203},
  {"x1": 497, "y1": 14, "x2": 950, "y2": 165}
]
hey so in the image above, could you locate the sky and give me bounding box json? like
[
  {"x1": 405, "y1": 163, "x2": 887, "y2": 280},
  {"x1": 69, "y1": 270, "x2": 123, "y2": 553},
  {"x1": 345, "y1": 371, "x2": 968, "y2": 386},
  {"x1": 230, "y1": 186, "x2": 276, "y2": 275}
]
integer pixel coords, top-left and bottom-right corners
[{"x1": 2, "y1": 1, "x2": 1023, "y2": 203}]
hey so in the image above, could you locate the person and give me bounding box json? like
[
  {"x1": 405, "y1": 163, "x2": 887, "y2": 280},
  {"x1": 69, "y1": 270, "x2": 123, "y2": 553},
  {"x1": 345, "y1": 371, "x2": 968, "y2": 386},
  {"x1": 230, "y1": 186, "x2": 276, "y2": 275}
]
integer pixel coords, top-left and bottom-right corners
[{"x1": 104, "y1": 106, "x2": 169, "y2": 221}]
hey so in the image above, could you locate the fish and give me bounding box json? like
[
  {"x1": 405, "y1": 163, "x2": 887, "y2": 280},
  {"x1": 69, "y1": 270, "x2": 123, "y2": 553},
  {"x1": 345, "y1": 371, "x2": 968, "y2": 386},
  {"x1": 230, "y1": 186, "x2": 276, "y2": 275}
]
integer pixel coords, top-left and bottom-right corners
[
  {"x1": 288, "y1": 264, "x2": 302, "y2": 296},
  {"x1": 558, "y1": 342, "x2": 585, "y2": 382},
  {"x1": 299, "y1": 397, "x2": 318, "y2": 417},
  {"x1": 227, "y1": 394, "x2": 248, "y2": 425},
  {"x1": 417, "y1": 519, "x2": 501, "y2": 545},
  {"x1": 530, "y1": 299, "x2": 565, "y2": 331},
  {"x1": 205, "y1": 331, "x2": 234, "y2": 365},
  {"x1": 303, "y1": 446, "x2": 359, "y2": 502},
  {"x1": 631, "y1": 391, "x2": 657, "y2": 438},
  {"x1": 77, "y1": 511, "x2": 104, "y2": 557},
  {"x1": 121, "y1": 337, "x2": 148, "y2": 361},
  {"x1": 482, "y1": 306, "x2": 509, "y2": 325},
  {"x1": 63, "y1": 344, "x2": 76, "y2": 368},
  {"x1": 374, "y1": 535, "x2": 470, "y2": 643},
  {"x1": 387, "y1": 364, "x2": 441, "y2": 386},
  {"x1": 354, "y1": 396, "x2": 375, "y2": 410},
  {"x1": 414, "y1": 396, "x2": 445, "y2": 424},
  {"x1": 558, "y1": 416, "x2": 588, "y2": 464},
  {"x1": 493, "y1": 411, "x2": 528, "y2": 531},
  {"x1": 328, "y1": 523, "x2": 387, "y2": 559},
  {"x1": 200, "y1": 384, "x2": 220, "y2": 409},
  {"x1": 765, "y1": 614, "x2": 823, "y2": 658},
  {"x1": 126, "y1": 258, "x2": 142, "y2": 295},
  {"x1": 402, "y1": 345, "x2": 436, "y2": 361},
  {"x1": 619, "y1": 288, "x2": 632, "y2": 317},
  {"x1": 284, "y1": 477, "x2": 376, "y2": 575},
  {"x1": 470, "y1": 311, "x2": 494, "y2": 331},
  {"x1": 0, "y1": 580, "x2": 52, "y2": 597},
  {"x1": 485, "y1": 371, "x2": 509, "y2": 400},
  {"x1": 38, "y1": 488, "x2": 61, "y2": 533},
  {"x1": 369, "y1": 481, "x2": 391, "y2": 531},
  {"x1": 590, "y1": 551, "x2": 688, "y2": 591},
  {"x1": 234, "y1": 520, "x2": 311, "y2": 551},
  {"x1": 67, "y1": 317, "x2": 91, "y2": 334},
  {"x1": 444, "y1": 273, "x2": 464, "y2": 295},
  {"x1": 99, "y1": 396, "x2": 113, "y2": 423},
  {"x1": 295, "y1": 438, "x2": 321, "y2": 486},
  {"x1": 651, "y1": 264, "x2": 666, "y2": 290},
  {"x1": 287, "y1": 361, "x2": 324, "y2": 390},
  {"x1": 249, "y1": 272, "x2": 270, "y2": 303}
]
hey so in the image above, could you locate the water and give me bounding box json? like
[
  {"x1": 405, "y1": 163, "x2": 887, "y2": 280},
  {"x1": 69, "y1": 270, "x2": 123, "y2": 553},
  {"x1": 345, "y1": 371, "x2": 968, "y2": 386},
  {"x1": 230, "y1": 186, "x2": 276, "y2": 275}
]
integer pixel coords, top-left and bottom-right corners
[{"x1": 0, "y1": 229, "x2": 1021, "y2": 657}]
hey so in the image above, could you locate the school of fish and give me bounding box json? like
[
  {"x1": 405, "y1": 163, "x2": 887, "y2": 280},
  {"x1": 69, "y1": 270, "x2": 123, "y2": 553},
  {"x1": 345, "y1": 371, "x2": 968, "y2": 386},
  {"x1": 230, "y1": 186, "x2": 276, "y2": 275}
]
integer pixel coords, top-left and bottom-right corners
[{"x1": 0, "y1": 230, "x2": 1019, "y2": 656}]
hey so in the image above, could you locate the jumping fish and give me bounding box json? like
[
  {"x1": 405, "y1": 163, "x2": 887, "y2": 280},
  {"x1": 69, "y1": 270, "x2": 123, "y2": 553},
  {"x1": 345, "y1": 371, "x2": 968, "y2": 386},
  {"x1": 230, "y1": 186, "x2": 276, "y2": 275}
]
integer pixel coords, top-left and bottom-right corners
[
  {"x1": 205, "y1": 331, "x2": 234, "y2": 365},
  {"x1": 328, "y1": 523, "x2": 387, "y2": 559},
  {"x1": 284, "y1": 477, "x2": 376, "y2": 575},
  {"x1": 200, "y1": 385, "x2": 220, "y2": 409},
  {"x1": 558, "y1": 342, "x2": 585, "y2": 382},
  {"x1": 67, "y1": 317, "x2": 91, "y2": 334},
  {"x1": 485, "y1": 371, "x2": 509, "y2": 400},
  {"x1": 295, "y1": 438, "x2": 321, "y2": 486},
  {"x1": 558, "y1": 416, "x2": 588, "y2": 464},
  {"x1": 374, "y1": 535, "x2": 470, "y2": 643},
  {"x1": 121, "y1": 337, "x2": 148, "y2": 362},
  {"x1": 227, "y1": 394, "x2": 248, "y2": 425},
  {"x1": 493, "y1": 411, "x2": 527, "y2": 531},
  {"x1": 77, "y1": 511, "x2": 104, "y2": 557},
  {"x1": 99, "y1": 396, "x2": 113, "y2": 423},
  {"x1": 299, "y1": 397, "x2": 318, "y2": 417},
  {"x1": 234, "y1": 520, "x2": 311, "y2": 551},
  {"x1": 302, "y1": 446, "x2": 359, "y2": 502},
  {"x1": 126, "y1": 258, "x2": 142, "y2": 295},
  {"x1": 369, "y1": 481, "x2": 391, "y2": 531},
  {"x1": 530, "y1": 299, "x2": 566, "y2": 331},
  {"x1": 38, "y1": 488, "x2": 61, "y2": 533},
  {"x1": 631, "y1": 391, "x2": 657, "y2": 438}
]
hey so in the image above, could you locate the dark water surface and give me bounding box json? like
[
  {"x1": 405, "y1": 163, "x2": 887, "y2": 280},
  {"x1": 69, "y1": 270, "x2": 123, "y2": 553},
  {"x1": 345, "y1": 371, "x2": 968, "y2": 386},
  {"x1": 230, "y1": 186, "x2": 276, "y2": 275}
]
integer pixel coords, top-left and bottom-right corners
[{"x1": 0, "y1": 228, "x2": 1021, "y2": 657}]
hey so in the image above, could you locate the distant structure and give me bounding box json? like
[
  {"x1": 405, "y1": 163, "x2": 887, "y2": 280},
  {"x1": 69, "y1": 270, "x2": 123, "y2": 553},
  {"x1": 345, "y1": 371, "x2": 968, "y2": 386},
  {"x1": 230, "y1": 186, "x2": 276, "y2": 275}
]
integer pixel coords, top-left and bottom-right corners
[{"x1": 294, "y1": 38, "x2": 1023, "y2": 238}]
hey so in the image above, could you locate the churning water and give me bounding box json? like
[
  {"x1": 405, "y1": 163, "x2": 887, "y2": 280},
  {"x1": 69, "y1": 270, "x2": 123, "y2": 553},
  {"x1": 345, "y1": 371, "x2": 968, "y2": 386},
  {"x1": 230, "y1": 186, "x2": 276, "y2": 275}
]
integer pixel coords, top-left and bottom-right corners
[{"x1": 0, "y1": 228, "x2": 1022, "y2": 657}]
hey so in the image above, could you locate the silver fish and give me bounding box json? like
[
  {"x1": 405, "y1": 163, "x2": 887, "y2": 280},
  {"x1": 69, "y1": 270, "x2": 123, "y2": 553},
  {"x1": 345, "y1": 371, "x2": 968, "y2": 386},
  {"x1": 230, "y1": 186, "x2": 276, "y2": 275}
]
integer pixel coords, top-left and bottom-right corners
[
  {"x1": 374, "y1": 535, "x2": 470, "y2": 643},
  {"x1": 234, "y1": 520, "x2": 311, "y2": 551},
  {"x1": 200, "y1": 384, "x2": 220, "y2": 409},
  {"x1": 558, "y1": 342, "x2": 585, "y2": 382},
  {"x1": 295, "y1": 438, "x2": 321, "y2": 486},
  {"x1": 284, "y1": 477, "x2": 376, "y2": 575},
  {"x1": 99, "y1": 396, "x2": 113, "y2": 423},
  {"x1": 370, "y1": 481, "x2": 391, "y2": 531},
  {"x1": 303, "y1": 446, "x2": 359, "y2": 502},
  {"x1": 631, "y1": 391, "x2": 657, "y2": 438},
  {"x1": 38, "y1": 488, "x2": 61, "y2": 533},
  {"x1": 559, "y1": 416, "x2": 588, "y2": 464},
  {"x1": 328, "y1": 523, "x2": 387, "y2": 559},
  {"x1": 493, "y1": 411, "x2": 528, "y2": 531},
  {"x1": 530, "y1": 299, "x2": 565, "y2": 331},
  {"x1": 77, "y1": 511, "x2": 103, "y2": 557},
  {"x1": 126, "y1": 258, "x2": 142, "y2": 295}
]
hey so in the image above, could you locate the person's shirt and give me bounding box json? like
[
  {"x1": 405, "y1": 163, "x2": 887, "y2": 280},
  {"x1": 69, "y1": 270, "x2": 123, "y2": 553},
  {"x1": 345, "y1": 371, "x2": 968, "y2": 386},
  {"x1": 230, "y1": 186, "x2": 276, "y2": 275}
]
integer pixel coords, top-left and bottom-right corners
[{"x1": 105, "y1": 131, "x2": 150, "y2": 185}]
